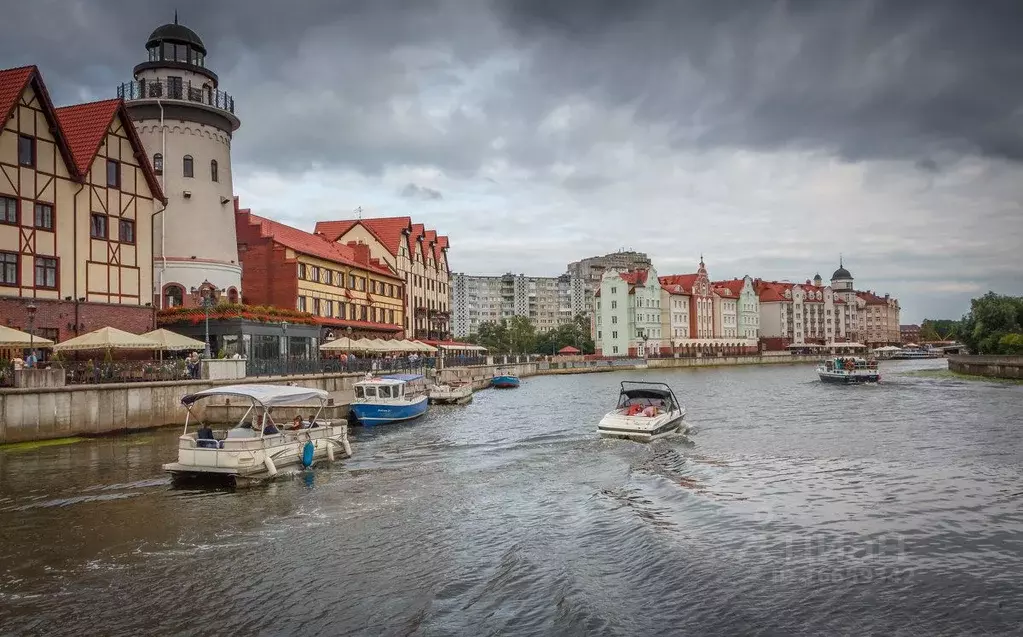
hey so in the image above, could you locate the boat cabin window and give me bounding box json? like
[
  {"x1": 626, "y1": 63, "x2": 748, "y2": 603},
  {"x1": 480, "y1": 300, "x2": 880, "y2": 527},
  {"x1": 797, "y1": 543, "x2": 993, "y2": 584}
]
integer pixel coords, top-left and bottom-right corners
[
  {"x1": 356, "y1": 385, "x2": 377, "y2": 399},
  {"x1": 378, "y1": 386, "x2": 392, "y2": 399}
]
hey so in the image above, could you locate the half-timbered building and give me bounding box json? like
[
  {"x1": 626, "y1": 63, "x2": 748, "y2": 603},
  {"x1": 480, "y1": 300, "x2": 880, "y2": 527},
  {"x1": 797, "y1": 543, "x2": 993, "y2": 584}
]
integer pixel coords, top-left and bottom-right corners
[{"x1": 0, "y1": 65, "x2": 164, "y2": 342}]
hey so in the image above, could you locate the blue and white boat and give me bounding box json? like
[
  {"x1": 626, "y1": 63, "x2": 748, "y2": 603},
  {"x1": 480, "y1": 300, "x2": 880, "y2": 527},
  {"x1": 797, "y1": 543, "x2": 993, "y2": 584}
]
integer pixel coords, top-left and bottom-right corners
[
  {"x1": 491, "y1": 371, "x2": 520, "y2": 389},
  {"x1": 350, "y1": 373, "x2": 429, "y2": 425}
]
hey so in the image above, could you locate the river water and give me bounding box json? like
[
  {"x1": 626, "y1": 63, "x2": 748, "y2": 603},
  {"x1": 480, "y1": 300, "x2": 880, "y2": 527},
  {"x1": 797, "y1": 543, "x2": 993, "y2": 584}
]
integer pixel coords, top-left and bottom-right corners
[{"x1": 1, "y1": 359, "x2": 1022, "y2": 636}]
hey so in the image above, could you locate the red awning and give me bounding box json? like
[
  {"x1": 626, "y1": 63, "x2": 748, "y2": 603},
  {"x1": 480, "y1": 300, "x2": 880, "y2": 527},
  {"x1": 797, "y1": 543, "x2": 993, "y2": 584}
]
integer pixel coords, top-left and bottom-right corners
[{"x1": 558, "y1": 346, "x2": 581, "y2": 354}]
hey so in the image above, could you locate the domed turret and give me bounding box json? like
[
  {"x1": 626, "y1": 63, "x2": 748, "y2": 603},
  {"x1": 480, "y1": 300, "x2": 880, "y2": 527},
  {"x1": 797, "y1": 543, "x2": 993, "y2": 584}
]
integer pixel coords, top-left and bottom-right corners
[
  {"x1": 116, "y1": 15, "x2": 242, "y2": 308},
  {"x1": 830, "y1": 257, "x2": 854, "y2": 291}
]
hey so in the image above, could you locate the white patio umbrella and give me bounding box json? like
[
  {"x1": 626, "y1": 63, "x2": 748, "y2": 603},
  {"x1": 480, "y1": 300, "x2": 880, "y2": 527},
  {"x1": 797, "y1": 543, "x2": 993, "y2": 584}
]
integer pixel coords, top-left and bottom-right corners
[
  {"x1": 52, "y1": 326, "x2": 160, "y2": 352},
  {"x1": 319, "y1": 336, "x2": 361, "y2": 351},
  {"x1": 411, "y1": 340, "x2": 438, "y2": 353},
  {"x1": 141, "y1": 328, "x2": 206, "y2": 351},
  {"x1": 0, "y1": 325, "x2": 54, "y2": 348}
]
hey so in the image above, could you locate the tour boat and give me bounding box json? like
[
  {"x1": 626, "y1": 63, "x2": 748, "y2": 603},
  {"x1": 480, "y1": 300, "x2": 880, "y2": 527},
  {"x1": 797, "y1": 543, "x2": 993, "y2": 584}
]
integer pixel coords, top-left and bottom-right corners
[
  {"x1": 163, "y1": 384, "x2": 352, "y2": 487},
  {"x1": 428, "y1": 380, "x2": 474, "y2": 405},
  {"x1": 350, "y1": 373, "x2": 429, "y2": 425},
  {"x1": 817, "y1": 357, "x2": 881, "y2": 383},
  {"x1": 598, "y1": 381, "x2": 688, "y2": 442},
  {"x1": 491, "y1": 371, "x2": 520, "y2": 389}
]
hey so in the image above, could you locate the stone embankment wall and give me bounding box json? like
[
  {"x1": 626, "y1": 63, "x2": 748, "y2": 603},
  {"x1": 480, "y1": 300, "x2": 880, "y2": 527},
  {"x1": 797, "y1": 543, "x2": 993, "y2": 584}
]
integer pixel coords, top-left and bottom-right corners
[
  {"x1": 947, "y1": 355, "x2": 1023, "y2": 380},
  {"x1": 537, "y1": 354, "x2": 820, "y2": 374},
  {"x1": 0, "y1": 362, "x2": 537, "y2": 444}
]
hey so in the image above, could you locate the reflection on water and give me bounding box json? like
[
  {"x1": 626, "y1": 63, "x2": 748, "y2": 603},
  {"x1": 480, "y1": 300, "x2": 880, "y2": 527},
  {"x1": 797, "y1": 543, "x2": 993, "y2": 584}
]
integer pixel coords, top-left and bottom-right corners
[{"x1": 2, "y1": 359, "x2": 1022, "y2": 636}]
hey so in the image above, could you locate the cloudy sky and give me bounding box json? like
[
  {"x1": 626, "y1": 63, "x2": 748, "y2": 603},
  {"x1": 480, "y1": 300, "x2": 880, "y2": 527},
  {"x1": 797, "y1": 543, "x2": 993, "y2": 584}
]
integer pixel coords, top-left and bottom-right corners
[{"x1": 4, "y1": 0, "x2": 1021, "y2": 322}]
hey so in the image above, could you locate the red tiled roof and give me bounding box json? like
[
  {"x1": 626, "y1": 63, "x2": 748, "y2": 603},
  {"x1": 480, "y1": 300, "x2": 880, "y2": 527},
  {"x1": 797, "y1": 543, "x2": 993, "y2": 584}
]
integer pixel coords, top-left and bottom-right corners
[
  {"x1": 423, "y1": 229, "x2": 438, "y2": 262},
  {"x1": 409, "y1": 223, "x2": 426, "y2": 260},
  {"x1": 659, "y1": 274, "x2": 697, "y2": 292},
  {"x1": 313, "y1": 219, "x2": 357, "y2": 242},
  {"x1": 241, "y1": 208, "x2": 399, "y2": 279},
  {"x1": 0, "y1": 66, "x2": 34, "y2": 124},
  {"x1": 314, "y1": 216, "x2": 413, "y2": 257},
  {"x1": 858, "y1": 291, "x2": 890, "y2": 305},
  {"x1": 757, "y1": 281, "x2": 792, "y2": 302},
  {"x1": 56, "y1": 99, "x2": 164, "y2": 201},
  {"x1": 54, "y1": 99, "x2": 120, "y2": 176},
  {"x1": 619, "y1": 269, "x2": 648, "y2": 285},
  {"x1": 712, "y1": 279, "x2": 745, "y2": 295}
]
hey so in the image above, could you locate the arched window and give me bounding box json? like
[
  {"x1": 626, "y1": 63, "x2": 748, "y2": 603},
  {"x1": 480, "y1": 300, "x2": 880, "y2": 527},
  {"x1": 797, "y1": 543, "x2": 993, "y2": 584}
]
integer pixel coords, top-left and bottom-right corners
[
  {"x1": 210, "y1": 159, "x2": 219, "y2": 182},
  {"x1": 164, "y1": 285, "x2": 184, "y2": 308},
  {"x1": 183, "y1": 155, "x2": 193, "y2": 178},
  {"x1": 153, "y1": 153, "x2": 163, "y2": 175}
]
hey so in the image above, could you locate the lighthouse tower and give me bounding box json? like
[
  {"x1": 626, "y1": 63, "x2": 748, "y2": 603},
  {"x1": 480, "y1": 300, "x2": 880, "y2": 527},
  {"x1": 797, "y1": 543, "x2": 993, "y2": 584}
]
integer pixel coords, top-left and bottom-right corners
[{"x1": 117, "y1": 15, "x2": 242, "y2": 308}]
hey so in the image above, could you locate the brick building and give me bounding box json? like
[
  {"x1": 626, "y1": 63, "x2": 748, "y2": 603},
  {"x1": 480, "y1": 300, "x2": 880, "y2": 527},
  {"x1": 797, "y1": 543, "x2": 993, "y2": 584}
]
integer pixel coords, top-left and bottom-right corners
[
  {"x1": 0, "y1": 65, "x2": 164, "y2": 343},
  {"x1": 235, "y1": 199, "x2": 405, "y2": 339},
  {"x1": 314, "y1": 217, "x2": 451, "y2": 340}
]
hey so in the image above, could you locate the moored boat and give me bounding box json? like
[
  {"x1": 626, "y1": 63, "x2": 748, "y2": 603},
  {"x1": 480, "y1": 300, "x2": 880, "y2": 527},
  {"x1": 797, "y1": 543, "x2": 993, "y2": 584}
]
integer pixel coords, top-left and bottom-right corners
[
  {"x1": 598, "y1": 381, "x2": 688, "y2": 442},
  {"x1": 162, "y1": 384, "x2": 352, "y2": 487},
  {"x1": 350, "y1": 373, "x2": 429, "y2": 425},
  {"x1": 491, "y1": 371, "x2": 520, "y2": 388},
  {"x1": 428, "y1": 380, "x2": 474, "y2": 405},
  {"x1": 817, "y1": 356, "x2": 881, "y2": 383}
]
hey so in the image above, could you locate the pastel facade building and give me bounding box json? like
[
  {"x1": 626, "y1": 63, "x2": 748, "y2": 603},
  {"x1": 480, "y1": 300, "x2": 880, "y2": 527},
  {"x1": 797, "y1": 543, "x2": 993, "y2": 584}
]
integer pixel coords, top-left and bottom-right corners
[
  {"x1": 117, "y1": 17, "x2": 242, "y2": 308},
  {"x1": 593, "y1": 267, "x2": 662, "y2": 357},
  {"x1": 756, "y1": 279, "x2": 848, "y2": 350},
  {"x1": 0, "y1": 65, "x2": 164, "y2": 341},
  {"x1": 314, "y1": 217, "x2": 450, "y2": 340},
  {"x1": 567, "y1": 250, "x2": 651, "y2": 320}
]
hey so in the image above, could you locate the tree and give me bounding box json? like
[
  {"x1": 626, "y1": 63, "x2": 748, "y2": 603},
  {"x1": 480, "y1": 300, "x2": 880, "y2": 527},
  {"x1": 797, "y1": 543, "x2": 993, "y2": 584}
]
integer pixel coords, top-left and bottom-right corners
[
  {"x1": 919, "y1": 319, "x2": 959, "y2": 341},
  {"x1": 467, "y1": 313, "x2": 595, "y2": 355},
  {"x1": 957, "y1": 292, "x2": 1023, "y2": 354}
]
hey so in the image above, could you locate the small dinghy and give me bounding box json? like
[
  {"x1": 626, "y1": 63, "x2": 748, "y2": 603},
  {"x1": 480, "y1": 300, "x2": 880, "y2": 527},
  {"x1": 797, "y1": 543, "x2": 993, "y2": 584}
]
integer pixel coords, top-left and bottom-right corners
[
  {"x1": 598, "y1": 381, "x2": 687, "y2": 442},
  {"x1": 428, "y1": 381, "x2": 474, "y2": 405}
]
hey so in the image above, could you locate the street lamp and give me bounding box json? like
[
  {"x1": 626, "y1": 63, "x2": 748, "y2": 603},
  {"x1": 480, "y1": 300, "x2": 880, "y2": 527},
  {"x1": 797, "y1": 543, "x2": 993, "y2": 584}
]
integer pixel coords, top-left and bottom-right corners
[
  {"x1": 26, "y1": 303, "x2": 37, "y2": 363},
  {"x1": 190, "y1": 286, "x2": 218, "y2": 358}
]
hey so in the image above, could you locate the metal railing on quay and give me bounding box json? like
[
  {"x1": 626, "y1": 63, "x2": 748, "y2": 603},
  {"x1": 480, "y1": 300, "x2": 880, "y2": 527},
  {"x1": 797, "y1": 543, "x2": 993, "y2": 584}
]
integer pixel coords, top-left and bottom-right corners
[
  {"x1": 245, "y1": 357, "x2": 437, "y2": 378},
  {"x1": 56, "y1": 360, "x2": 192, "y2": 385}
]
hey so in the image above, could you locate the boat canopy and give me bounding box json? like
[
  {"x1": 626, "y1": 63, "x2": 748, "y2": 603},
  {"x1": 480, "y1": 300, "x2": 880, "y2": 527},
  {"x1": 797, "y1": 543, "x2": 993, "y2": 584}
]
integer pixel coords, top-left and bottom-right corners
[
  {"x1": 380, "y1": 373, "x2": 424, "y2": 382},
  {"x1": 181, "y1": 384, "x2": 329, "y2": 407},
  {"x1": 619, "y1": 381, "x2": 674, "y2": 401}
]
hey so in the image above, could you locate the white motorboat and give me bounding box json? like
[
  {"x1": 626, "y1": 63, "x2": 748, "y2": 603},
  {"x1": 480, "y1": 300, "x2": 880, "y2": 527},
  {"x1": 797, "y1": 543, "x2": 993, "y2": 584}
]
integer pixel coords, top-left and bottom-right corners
[
  {"x1": 817, "y1": 356, "x2": 881, "y2": 384},
  {"x1": 428, "y1": 380, "x2": 474, "y2": 405},
  {"x1": 163, "y1": 384, "x2": 352, "y2": 486},
  {"x1": 598, "y1": 381, "x2": 688, "y2": 442}
]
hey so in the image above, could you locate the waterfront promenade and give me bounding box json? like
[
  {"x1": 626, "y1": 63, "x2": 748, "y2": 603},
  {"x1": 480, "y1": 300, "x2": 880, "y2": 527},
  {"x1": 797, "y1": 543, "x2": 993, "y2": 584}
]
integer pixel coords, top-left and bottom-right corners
[{"x1": 0, "y1": 354, "x2": 822, "y2": 444}]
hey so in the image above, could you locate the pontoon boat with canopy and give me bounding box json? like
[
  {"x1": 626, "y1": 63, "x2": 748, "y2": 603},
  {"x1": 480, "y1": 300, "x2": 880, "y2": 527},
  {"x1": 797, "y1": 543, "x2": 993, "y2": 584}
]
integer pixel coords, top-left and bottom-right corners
[
  {"x1": 598, "y1": 381, "x2": 688, "y2": 442},
  {"x1": 163, "y1": 384, "x2": 352, "y2": 486}
]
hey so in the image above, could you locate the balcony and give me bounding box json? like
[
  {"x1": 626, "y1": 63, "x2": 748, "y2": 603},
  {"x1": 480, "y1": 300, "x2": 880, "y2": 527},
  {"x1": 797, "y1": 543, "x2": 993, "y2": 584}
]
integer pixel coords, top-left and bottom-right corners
[{"x1": 117, "y1": 79, "x2": 238, "y2": 127}]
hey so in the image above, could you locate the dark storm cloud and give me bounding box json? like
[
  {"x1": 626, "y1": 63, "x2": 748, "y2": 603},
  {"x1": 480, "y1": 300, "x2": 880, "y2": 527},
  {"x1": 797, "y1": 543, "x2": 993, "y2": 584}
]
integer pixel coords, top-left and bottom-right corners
[
  {"x1": 3, "y1": 0, "x2": 1021, "y2": 173},
  {"x1": 400, "y1": 183, "x2": 443, "y2": 200},
  {"x1": 495, "y1": 0, "x2": 1023, "y2": 164}
]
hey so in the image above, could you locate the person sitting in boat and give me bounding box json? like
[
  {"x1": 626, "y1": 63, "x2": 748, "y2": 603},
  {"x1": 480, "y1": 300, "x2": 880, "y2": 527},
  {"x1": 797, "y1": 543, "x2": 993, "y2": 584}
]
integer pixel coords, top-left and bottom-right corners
[
  {"x1": 308, "y1": 414, "x2": 319, "y2": 428},
  {"x1": 197, "y1": 423, "x2": 214, "y2": 440},
  {"x1": 626, "y1": 403, "x2": 644, "y2": 416},
  {"x1": 290, "y1": 416, "x2": 304, "y2": 431},
  {"x1": 641, "y1": 405, "x2": 659, "y2": 417},
  {"x1": 263, "y1": 422, "x2": 280, "y2": 435}
]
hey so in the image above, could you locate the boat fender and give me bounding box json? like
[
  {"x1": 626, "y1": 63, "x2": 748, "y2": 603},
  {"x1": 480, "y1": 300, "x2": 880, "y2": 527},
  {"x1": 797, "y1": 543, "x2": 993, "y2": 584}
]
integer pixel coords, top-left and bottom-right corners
[
  {"x1": 326, "y1": 440, "x2": 336, "y2": 462},
  {"x1": 342, "y1": 436, "x2": 353, "y2": 458},
  {"x1": 264, "y1": 455, "x2": 278, "y2": 477},
  {"x1": 302, "y1": 441, "x2": 315, "y2": 468}
]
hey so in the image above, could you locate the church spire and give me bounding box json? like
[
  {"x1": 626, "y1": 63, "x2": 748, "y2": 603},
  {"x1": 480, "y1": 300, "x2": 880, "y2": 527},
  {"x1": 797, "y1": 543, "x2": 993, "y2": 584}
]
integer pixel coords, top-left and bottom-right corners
[{"x1": 174, "y1": 10, "x2": 178, "y2": 24}]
